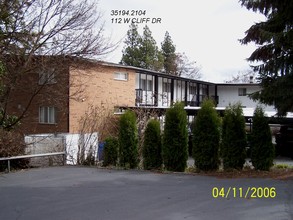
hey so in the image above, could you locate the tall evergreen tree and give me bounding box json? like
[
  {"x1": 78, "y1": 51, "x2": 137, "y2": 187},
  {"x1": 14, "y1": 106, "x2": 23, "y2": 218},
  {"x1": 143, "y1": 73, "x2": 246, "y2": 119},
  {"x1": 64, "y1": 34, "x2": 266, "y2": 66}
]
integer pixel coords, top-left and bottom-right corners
[
  {"x1": 221, "y1": 103, "x2": 247, "y2": 170},
  {"x1": 121, "y1": 25, "x2": 163, "y2": 71},
  {"x1": 161, "y1": 31, "x2": 177, "y2": 74},
  {"x1": 120, "y1": 23, "x2": 142, "y2": 67},
  {"x1": 140, "y1": 25, "x2": 163, "y2": 71},
  {"x1": 162, "y1": 102, "x2": 188, "y2": 172},
  {"x1": 240, "y1": 0, "x2": 293, "y2": 116},
  {"x1": 192, "y1": 99, "x2": 220, "y2": 171},
  {"x1": 250, "y1": 106, "x2": 274, "y2": 171}
]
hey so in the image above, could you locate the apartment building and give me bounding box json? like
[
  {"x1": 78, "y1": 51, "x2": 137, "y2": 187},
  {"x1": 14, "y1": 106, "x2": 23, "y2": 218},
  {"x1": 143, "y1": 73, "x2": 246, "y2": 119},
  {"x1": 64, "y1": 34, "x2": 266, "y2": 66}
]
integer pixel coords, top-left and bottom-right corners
[
  {"x1": 133, "y1": 69, "x2": 282, "y2": 120},
  {"x1": 8, "y1": 59, "x2": 136, "y2": 134},
  {"x1": 8, "y1": 58, "x2": 283, "y2": 135}
]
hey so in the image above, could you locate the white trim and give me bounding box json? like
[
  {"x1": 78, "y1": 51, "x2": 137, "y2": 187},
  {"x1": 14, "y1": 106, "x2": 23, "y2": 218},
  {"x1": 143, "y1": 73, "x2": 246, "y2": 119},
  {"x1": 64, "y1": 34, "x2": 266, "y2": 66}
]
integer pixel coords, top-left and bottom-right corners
[{"x1": 113, "y1": 72, "x2": 128, "y2": 81}]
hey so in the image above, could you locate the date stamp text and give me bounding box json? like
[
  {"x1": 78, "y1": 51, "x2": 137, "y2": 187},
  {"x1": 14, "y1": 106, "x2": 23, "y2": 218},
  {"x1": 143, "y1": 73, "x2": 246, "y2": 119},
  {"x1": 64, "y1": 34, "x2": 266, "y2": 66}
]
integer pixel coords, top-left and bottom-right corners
[{"x1": 212, "y1": 187, "x2": 276, "y2": 199}]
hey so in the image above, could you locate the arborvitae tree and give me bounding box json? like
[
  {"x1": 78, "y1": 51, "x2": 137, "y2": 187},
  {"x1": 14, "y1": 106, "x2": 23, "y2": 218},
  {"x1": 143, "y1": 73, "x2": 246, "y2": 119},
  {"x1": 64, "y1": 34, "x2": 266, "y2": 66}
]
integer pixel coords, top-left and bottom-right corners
[
  {"x1": 120, "y1": 23, "x2": 142, "y2": 67},
  {"x1": 192, "y1": 99, "x2": 220, "y2": 171},
  {"x1": 143, "y1": 119, "x2": 162, "y2": 170},
  {"x1": 118, "y1": 110, "x2": 138, "y2": 168},
  {"x1": 221, "y1": 103, "x2": 247, "y2": 170},
  {"x1": 240, "y1": 0, "x2": 293, "y2": 115},
  {"x1": 103, "y1": 136, "x2": 119, "y2": 167},
  {"x1": 162, "y1": 102, "x2": 188, "y2": 172},
  {"x1": 161, "y1": 31, "x2": 177, "y2": 74},
  {"x1": 250, "y1": 106, "x2": 274, "y2": 171}
]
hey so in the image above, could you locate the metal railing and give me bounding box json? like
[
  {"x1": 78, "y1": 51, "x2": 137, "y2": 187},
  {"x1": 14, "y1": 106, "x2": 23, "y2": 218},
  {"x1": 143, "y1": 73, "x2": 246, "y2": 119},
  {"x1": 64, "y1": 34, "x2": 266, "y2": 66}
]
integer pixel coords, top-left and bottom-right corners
[
  {"x1": 0, "y1": 152, "x2": 66, "y2": 173},
  {"x1": 135, "y1": 90, "x2": 216, "y2": 107}
]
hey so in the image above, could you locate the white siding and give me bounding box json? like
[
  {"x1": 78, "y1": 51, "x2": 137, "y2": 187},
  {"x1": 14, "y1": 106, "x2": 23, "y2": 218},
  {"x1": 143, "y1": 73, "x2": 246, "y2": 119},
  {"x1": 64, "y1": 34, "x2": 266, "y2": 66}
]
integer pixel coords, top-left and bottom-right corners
[{"x1": 217, "y1": 84, "x2": 275, "y2": 111}]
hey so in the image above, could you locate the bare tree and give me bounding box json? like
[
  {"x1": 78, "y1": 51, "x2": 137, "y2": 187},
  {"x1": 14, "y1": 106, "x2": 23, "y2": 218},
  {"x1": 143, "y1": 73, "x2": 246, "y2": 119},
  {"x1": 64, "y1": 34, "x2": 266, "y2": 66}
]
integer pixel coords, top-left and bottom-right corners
[
  {"x1": 1, "y1": 0, "x2": 114, "y2": 57},
  {"x1": 78, "y1": 104, "x2": 119, "y2": 140},
  {"x1": 0, "y1": 0, "x2": 116, "y2": 130},
  {"x1": 77, "y1": 103, "x2": 119, "y2": 165},
  {"x1": 225, "y1": 70, "x2": 257, "y2": 83},
  {"x1": 132, "y1": 107, "x2": 162, "y2": 168},
  {"x1": 175, "y1": 53, "x2": 202, "y2": 79}
]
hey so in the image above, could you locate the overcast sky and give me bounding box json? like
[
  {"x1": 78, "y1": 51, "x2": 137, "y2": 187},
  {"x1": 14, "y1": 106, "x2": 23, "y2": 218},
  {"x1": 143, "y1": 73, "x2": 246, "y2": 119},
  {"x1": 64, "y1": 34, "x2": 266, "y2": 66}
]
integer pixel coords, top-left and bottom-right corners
[{"x1": 99, "y1": 0, "x2": 265, "y2": 83}]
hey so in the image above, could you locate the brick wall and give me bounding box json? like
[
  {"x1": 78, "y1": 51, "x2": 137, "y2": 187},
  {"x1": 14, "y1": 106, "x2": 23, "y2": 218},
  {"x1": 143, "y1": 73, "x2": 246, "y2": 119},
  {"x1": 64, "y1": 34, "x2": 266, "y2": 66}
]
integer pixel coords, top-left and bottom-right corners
[
  {"x1": 6, "y1": 59, "x2": 136, "y2": 135},
  {"x1": 7, "y1": 60, "x2": 70, "y2": 134},
  {"x1": 69, "y1": 64, "x2": 136, "y2": 133}
]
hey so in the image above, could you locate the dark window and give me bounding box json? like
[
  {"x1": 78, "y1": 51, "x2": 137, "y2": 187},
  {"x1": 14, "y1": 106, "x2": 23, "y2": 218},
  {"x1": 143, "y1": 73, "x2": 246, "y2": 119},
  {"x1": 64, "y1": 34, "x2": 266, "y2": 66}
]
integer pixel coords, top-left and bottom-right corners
[
  {"x1": 39, "y1": 68, "x2": 56, "y2": 85},
  {"x1": 238, "y1": 88, "x2": 247, "y2": 96},
  {"x1": 141, "y1": 79, "x2": 153, "y2": 91},
  {"x1": 189, "y1": 85, "x2": 196, "y2": 95},
  {"x1": 163, "y1": 81, "x2": 171, "y2": 93},
  {"x1": 39, "y1": 107, "x2": 57, "y2": 124}
]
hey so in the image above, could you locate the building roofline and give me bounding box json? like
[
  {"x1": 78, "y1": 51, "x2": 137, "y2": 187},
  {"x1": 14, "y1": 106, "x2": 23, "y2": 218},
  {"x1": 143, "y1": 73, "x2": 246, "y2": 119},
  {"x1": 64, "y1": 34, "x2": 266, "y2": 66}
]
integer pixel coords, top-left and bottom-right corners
[
  {"x1": 216, "y1": 83, "x2": 260, "y2": 86},
  {"x1": 84, "y1": 59, "x2": 260, "y2": 86},
  {"x1": 99, "y1": 61, "x2": 216, "y2": 85}
]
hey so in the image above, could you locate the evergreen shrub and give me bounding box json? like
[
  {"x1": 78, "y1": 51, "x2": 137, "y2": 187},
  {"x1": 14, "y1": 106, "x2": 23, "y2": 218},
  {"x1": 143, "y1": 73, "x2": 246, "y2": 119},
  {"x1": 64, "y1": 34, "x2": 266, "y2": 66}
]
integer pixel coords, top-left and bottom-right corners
[
  {"x1": 103, "y1": 136, "x2": 119, "y2": 167},
  {"x1": 250, "y1": 106, "x2": 274, "y2": 171},
  {"x1": 162, "y1": 102, "x2": 188, "y2": 172},
  {"x1": 118, "y1": 110, "x2": 138, "y2": 169},
  {"x1": 143, "y1": 119, "x2": 162, "y2": 170},
  {"x1": 221, "y1": 103, "x2": 247, "y2": 170},
  {"x1": 192, "y1": 99, "x2": 220, "y2": 171}
]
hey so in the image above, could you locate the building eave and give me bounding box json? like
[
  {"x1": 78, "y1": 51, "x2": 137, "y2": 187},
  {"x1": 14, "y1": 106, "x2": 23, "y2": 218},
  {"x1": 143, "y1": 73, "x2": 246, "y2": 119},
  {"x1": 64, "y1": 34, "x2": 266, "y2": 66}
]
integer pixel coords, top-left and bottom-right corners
[
  {"x1": 216, "y1": 83, "x2": 260, "y2": 86},
  {"x1": 75, "y1": 59, "x2": 262, "y2": 87},
  {"x1": 99, "y1": 61, "x2": 215, "y2": 85}
]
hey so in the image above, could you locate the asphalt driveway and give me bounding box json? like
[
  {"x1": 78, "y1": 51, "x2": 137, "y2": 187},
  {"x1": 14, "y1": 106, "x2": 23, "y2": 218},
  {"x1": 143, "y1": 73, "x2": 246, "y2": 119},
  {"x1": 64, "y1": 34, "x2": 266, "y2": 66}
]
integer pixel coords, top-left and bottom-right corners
[{"x1": 0, "y1": 166, "x2": 292, "y2": 220}]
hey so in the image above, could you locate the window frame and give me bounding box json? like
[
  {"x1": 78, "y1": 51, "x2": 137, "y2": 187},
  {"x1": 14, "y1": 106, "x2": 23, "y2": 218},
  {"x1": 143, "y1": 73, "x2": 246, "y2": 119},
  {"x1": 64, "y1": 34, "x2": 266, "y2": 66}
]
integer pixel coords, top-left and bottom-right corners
[
  {"x1": 238, "y1": 88, "x2": 247, "y2": 96},
  {"x1": 39, "y1": 106, "x2": 57, "y2": 124},
  {"x1": 162, "y1": 78, "x2": 172, "y2": 93},
  {"x1": 141, "y1": 78, "x2": 153, "y2": 91},
  {"x1": 114, "y1": 72, "x2": 128, "y2": 81},
  {"x1": 38, "y1": 68, "x2": 57, "y2": 85},
  {"x1": 189, "y1": 84, "x2": 197, "y2": 95}
]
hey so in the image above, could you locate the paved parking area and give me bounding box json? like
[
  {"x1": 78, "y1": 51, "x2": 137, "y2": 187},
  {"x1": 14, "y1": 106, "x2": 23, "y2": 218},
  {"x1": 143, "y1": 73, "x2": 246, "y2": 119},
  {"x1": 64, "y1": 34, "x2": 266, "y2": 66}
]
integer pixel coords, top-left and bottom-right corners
[
  {"x1": 0, "y1": 166, "x2": 292, "y2": 220},
  {"x1": 187, "y1": 157, "x2": 293, "y2": 169}
]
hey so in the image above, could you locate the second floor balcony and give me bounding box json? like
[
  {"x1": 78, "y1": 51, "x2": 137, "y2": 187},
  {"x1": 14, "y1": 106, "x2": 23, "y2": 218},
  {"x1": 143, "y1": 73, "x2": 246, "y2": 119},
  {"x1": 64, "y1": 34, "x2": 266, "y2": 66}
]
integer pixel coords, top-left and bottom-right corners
[{"x1": 135, "y1": 89, "x2": 218, "y2": 108}]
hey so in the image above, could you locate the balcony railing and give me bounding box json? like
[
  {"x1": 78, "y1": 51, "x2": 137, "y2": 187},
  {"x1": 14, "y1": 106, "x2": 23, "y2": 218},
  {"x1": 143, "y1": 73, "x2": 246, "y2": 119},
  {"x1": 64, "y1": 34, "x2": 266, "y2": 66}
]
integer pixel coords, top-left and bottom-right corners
[{"x1": 135, "y1": 89, "x2": 218, "y2": 107}]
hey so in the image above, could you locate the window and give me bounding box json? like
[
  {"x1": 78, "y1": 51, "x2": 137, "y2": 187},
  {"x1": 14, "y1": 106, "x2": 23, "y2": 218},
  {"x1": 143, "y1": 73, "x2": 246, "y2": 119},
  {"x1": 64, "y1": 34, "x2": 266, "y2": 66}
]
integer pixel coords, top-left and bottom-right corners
[
  {"x1": 141, "y1": 79, "x2": 153, "y2": 91},
  {"x1": 201, "y1": 84, "x2": 208, "y2": 96},
  {"x1": 238, "y1": 88, "x2": 247, "y2": 96},
  {"x1": 39, "y1": 68, "x2": 56, "y2": 85},
  {"x1": 114, "y1": 72, "x2": 128, "y2": 81},
  {"x1": 189, "y1": 85, "x2": 196, "y2": 95},
  {"x1": 163, "y1": 81, "x2": 171, "y2": 93},
  {"x1": 39, "y1": 107, "x2": 57, "y2": 124}
]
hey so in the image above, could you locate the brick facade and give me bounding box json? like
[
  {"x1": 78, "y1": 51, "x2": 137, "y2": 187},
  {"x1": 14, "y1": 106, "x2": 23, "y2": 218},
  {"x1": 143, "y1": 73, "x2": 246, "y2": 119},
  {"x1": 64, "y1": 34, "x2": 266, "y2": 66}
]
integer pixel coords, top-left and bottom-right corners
[
  {"x1": 69, "y1": 64, "x2": 136, "y2": 133},
  {"x1": 7, "y1": 61, "x2": 70, "y2": 134},
  {"x1": 7, "y1": 59, "x2": 135, "y2": 134}
]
